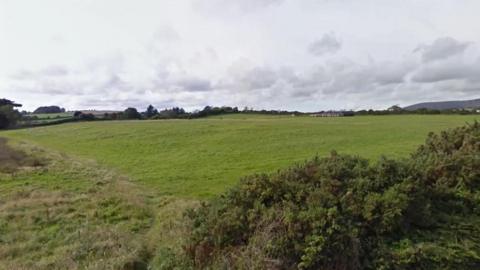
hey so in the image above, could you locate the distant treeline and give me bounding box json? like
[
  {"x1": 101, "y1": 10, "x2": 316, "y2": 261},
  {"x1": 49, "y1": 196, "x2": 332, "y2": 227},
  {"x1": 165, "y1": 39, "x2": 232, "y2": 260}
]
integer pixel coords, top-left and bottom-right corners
[
  {"x1": 2, "y1": 96, "x2": 480, "y2": 130},
  {"x1": 66, "y1": 106, "x2": 480, "y2": 122},
  {"x1": 98, "y1": 105, "x2": 307, "y2": 121}
]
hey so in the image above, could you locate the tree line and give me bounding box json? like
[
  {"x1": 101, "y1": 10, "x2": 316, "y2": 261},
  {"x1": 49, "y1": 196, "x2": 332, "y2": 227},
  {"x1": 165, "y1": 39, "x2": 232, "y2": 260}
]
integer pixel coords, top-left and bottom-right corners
[
  {"x1": 2, "y1": 97, "x2": 480, "y2": 130},
  {"x1": 98, "y1": 105, "x2": 304, "y2": 121}
]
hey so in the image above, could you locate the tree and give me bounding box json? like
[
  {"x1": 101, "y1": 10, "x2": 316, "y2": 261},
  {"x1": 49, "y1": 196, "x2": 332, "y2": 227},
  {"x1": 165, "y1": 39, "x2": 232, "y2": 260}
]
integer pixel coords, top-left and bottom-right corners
[
  {"x1": 157, "y1": 107, "x2": 187, "y2": 119},
  {"x1": 123, "y1": 107, "x2": 141, "y2": 119},
  {"x1": 387, "y1": 105, "x2": 403, "y2": 112},
  {"x1": 73, "y1": 111, "x2": 95, "y2": 121},
  {"x1": 0, "y1": 113, "x2": 9, "y2": 129},
  {"x1": 145, "y1": 105, "x2": 158, "y2": 118},
  {"x1": 0, "y1": 99, "x2": 21, "y2": 107},
  {"x1": 0, "y1": 98, "x2": 22, "y2": 129},
  {"x1": 73, "y1": 111, "x2": 83, "y2": 118}
]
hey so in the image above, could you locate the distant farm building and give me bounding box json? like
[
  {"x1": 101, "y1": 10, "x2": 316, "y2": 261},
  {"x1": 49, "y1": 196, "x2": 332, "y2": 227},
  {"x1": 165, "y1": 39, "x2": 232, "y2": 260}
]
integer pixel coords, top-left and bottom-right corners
[{"x1": 310, "y1": 111, "x2": 355, "y2": 117}]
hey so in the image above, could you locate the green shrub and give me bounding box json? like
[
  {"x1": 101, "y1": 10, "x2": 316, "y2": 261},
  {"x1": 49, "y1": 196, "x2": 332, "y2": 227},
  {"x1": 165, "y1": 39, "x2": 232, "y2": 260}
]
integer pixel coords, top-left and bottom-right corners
[{"x1": 184, "y1": 122, "x2": 480, "y2": 269}]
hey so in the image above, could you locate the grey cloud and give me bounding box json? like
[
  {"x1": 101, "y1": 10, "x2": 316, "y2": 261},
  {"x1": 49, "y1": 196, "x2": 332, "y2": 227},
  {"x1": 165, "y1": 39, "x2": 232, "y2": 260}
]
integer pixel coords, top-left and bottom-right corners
[
  {"x1": 149, "y1": 66, "x2": 213, "y2": 93},
  {"x1": 222, "y1": 66, "x2": 279, "y2": 90},
  {"x1": 242, "y1": 67, "x2": 278, "y2": 89},
  {"x1": 286, "y1": 67, "x2": 330, "y2": 98},
  {"x1": 38, "y1": 66, "x2": 69, "y2": 76},
  {"x1": 193, "y1": 0, "x2": 284, "y2": 14},
  {"x1": 323, "y1": 63, "x2": 371, "y2": 94},
  {"x1": 233, "y1": 0, "x2": 284, "y2": 11},
  {"x1": 320, "y1": 59, "x2": 414, "y2": 95},
  {"x1": 153, "y1": 26, "x2": 181, "y2": 43},
  {"x1": 411, "y1": 57, "x2": 480, "y2": 83},
  {"x1": 417, "y1": 37, "x2": 471, "y2": 62},
  {"x1": 79, "y1": 97, "x2": 150, "y2": 110},
  {"x1": 176, "y1": 77, "x2": 212, "y2": 92},
  {"x1": 221, "y1": 57, "x2": 414, "y2": 101},
  {"x1": 10, "y1": 70, "x2": 35, "y2": 80},
  {"x1": 371, "y1": 61, "x2": 414, "y2": 85},
  {"x1": 10, "y1": 79, "x2": 86, "y2": 96},
  {"x1": 5, "y1": 36, "x2": 480, "y2": 112},
  {"x1": 10, "y1": 65, "x2": 69, "y2": 80},
  {"x1": 308, "y1": 33, "x2": 342, "y2": 56},
  {"x1": 102, "y1": 74, "x2": 130, "y2": 91}
]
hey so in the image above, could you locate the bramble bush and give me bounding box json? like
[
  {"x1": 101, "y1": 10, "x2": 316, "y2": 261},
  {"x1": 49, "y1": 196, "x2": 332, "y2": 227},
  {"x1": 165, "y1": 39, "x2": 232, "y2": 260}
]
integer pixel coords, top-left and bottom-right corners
[{"x1": 184, "y1": 122, "x2": 480, "y2": 269}]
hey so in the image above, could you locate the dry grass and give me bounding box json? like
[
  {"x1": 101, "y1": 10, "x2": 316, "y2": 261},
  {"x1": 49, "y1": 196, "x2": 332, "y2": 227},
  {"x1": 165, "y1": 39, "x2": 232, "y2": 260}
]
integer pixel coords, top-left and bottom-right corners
[
  {"x1": 0, "y1": 139, "x2": 195, "y2": 269},
  {"x1": 0, "y1": 136, "x2": 282, "y2": 269},
  {"x1": 0, "y1": 138, "x2": 46, "y2": 173}
]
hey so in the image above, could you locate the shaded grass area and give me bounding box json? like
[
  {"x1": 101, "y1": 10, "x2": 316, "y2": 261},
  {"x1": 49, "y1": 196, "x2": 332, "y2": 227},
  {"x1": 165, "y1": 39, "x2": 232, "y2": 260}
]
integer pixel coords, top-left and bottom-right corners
[
  {"x1": 3, "y1": 115, "x2": 479, "y2": 198},
  {"x1": 0, "y1": 138, "x2": 45, "y2": 173},
  {"x1": 0, "y1": 140, "x2": 195, "y2": 269}
]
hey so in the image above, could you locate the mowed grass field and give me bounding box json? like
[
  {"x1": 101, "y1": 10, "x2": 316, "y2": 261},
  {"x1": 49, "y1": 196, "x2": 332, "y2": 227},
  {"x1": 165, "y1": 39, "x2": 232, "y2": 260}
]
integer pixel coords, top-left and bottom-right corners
[{"x1": 2, "y1": 114, "x2": 478, "y2": 198}]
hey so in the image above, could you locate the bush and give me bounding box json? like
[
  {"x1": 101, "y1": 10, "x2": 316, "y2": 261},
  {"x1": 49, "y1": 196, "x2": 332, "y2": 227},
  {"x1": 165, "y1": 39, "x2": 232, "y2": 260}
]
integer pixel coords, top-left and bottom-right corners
[{"x1": 184, "y1": 122, "x2": 480, "y2": 269}]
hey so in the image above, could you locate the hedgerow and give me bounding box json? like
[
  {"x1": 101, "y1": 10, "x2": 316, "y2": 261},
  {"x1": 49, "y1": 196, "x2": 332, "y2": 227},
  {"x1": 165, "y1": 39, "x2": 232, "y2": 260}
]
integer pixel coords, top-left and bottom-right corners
[{"x1": 184, "y1": 122, "x2": 480, "y2": 269}]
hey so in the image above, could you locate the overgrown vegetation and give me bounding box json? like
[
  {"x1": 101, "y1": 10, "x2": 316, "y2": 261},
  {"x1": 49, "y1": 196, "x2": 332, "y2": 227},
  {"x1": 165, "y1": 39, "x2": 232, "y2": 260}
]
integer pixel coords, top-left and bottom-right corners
[{"x1": 184, "y1": 122, "x2": 480, "y2": 269}]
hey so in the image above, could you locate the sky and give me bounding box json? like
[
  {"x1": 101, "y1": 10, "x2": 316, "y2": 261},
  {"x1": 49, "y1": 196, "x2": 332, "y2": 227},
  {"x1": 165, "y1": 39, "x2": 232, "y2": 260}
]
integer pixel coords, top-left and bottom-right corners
[{"x1": 1, "y1": 0, "x2": 480, "y2": 112}]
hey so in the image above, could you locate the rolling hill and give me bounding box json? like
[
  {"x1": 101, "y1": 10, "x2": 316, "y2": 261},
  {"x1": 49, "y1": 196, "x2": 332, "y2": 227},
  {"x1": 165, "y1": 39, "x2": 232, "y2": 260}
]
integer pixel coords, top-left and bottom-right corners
[{"x1": 404, "y1": 98, "x2": 480, "y2": 111}]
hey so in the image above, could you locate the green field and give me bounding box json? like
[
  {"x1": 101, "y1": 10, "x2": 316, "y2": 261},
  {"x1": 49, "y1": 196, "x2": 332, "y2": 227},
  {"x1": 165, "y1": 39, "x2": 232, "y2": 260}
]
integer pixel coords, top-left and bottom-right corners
[
  {"x1": 1, "y1": 114, "x2": 479, "y2": 269},
  {"x1": 2, "y1": 114, "x2": 478, "y2": 198},
  {"x1": 23, "y1": 112, "x2": 74, "y2": 126},
  {"x1": 29, "y1": 112, "x2": 73, "y2": 119}
]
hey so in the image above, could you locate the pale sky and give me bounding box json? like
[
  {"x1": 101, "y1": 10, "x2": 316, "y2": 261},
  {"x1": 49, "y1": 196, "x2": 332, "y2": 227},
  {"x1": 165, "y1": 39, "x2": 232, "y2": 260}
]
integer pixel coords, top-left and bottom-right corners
[{"x1": 1, "y1": 0, "x2": 480, "y2": 111}]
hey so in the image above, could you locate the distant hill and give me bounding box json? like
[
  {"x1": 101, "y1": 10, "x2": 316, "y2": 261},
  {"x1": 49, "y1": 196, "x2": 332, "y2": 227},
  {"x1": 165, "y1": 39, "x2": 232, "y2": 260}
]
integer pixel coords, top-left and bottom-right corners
[
  {"x1": 33, "y1": 106, "x2": 65, "y2": 114},
  {"x1": 404, "y1": 98, "x2": 480, "y2": 111}
]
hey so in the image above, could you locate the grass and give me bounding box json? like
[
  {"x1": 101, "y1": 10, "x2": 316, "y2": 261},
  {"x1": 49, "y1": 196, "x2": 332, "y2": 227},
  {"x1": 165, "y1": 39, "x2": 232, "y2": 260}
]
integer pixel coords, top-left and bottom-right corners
[
  {"x1": 0, "y1": 140, "x2": 194, "y2": 269},
  {"x1": 0, "y1": 114, "x2": 479, "y2": 268},
  {"x1": 2, "y1": 114, "x2": 479, "y2": 198}
]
